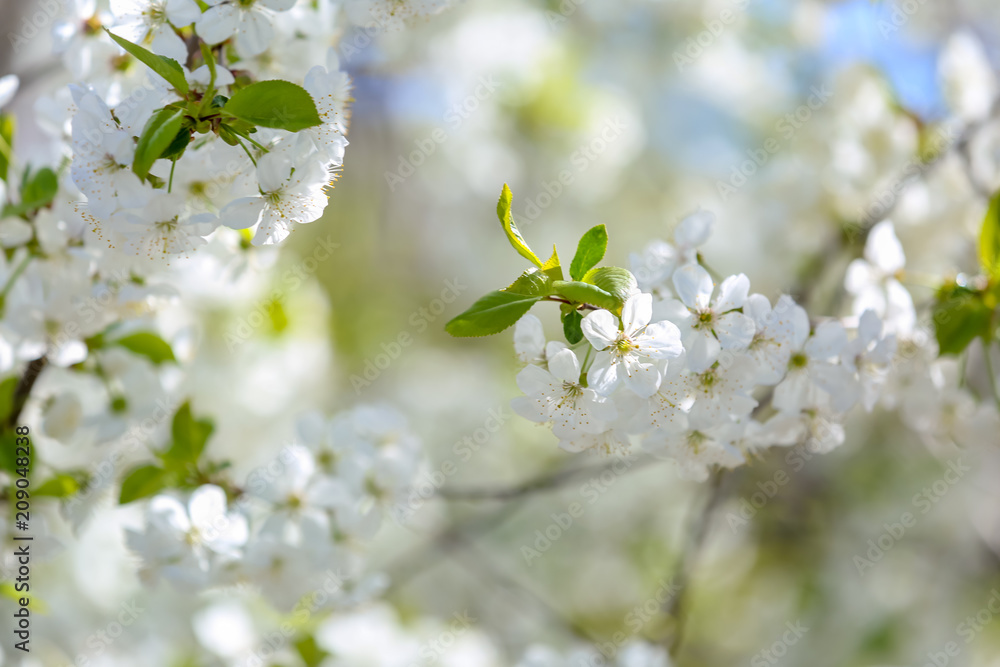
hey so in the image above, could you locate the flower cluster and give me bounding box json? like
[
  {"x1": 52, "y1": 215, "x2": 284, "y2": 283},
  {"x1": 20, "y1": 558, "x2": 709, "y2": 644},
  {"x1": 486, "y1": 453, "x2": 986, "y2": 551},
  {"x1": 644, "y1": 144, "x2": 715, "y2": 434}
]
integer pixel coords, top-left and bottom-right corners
[
  {"x1": 127, "y1": 404, "x2": 422, "y2": 608},
  {"x1": 503, "y1": 208, "x2": 896, "y2": 479}
]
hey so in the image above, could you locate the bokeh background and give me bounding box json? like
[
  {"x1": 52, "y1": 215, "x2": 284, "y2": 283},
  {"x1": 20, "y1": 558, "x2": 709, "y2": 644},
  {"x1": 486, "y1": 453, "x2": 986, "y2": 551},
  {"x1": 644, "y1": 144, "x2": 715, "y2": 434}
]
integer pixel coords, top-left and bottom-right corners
[{"x1": 7, "y1": 0, "x2": 1000, "y2": 665}]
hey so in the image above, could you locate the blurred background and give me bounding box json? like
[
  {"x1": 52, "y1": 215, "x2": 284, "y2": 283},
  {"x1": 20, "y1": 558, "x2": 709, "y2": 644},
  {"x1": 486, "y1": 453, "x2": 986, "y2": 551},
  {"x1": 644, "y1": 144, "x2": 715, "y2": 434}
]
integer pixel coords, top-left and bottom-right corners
[{"x1": 8, "y1": 0, "x2": 1000, "y2": 664}]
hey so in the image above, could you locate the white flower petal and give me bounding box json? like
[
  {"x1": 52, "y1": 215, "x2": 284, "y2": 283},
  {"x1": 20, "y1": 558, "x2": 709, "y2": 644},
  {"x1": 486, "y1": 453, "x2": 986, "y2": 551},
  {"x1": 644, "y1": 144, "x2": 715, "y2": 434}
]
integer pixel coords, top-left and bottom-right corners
[
  {"x1": 672, "y1": 263, "x2": 714, "y2": 310},
  {"x1": 581, "y1": 309, "x2": 619, "y2": 350}
]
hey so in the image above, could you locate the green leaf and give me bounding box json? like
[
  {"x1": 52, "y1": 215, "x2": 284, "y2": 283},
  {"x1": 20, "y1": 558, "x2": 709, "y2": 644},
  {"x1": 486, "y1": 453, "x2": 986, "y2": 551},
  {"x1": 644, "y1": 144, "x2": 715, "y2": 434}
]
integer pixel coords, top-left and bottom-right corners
[
  {"x1": 551, "y1": 280, "x2": 621, "y2": 310},
  {"x1": 569, "y1": 224, "x2": 608, "y2": 281},
  {"x1": 35, "y1": 474, "x2": 80, "y2": 498},
  {"x1": 223, "y1": 80, "x2": 322, "y2": 132},
  {"x1": 496, "y1": 184, "x2": 542, "y2": 268},
  {"x1": 3, "y1": 166, "x2": 60, "y2": 216},
  {"x1": 133, "y1": 108, "x2": 186, "y2": 179},
  {"x1": 113, "y1": 331, "x2": 176, "y2": 365},
  {"x1": 0, "y1": 376, "x2": 17, "y2": 425},
  {"x1": 562, "y1": 309, "x2": 584, "y2": 344},
  {"x1": 162, "y1": 402, "x2": 214, "y2": 466},
  {"x1": 119, "y1": 465, "x2": 171, "y2": 504},
  {"x1": 540, "y1": 245, "x2": 563, "y2": 282},
  {"x1": 295, "y1": 635, "x2": 330, "y2": 667},
  {"x1": 981, "y1": 190, "x2": 1000, "y2": 280},
  {"x1": 105, "y1": 29, "x2": 189, "y2": 95},
  {"x1": 446, "y1": 290, "x2": 542, "y2": 337},
  {"x1": 0, "y1": 112, "x2": 14, "y2": 183},
  {"x1": 504, "y1": 270, "x2": 551, "y2": 297},
  {"x1": 932, "y1": 285, "x2": 994, "y2": 355},
  {"x1": 583, "y1": 266, "x2": 638, "y2": 306}
]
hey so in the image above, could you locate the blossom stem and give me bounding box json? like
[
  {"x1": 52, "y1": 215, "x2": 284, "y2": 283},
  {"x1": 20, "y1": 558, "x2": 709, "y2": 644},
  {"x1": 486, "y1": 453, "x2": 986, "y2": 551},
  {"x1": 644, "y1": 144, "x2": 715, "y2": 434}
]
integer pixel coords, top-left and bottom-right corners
[
  {"x1": 0, "y1": 253, "x2": 31, "y2": 305},
  {"x1": 665, "y1": 468, "x2": 728, "y2": 658},
  {"x1": 986, "y1": 343, "x2": 1000, "y2": 414},
  {"x1": 168, "y1": 158, "x2": 177, "y2": 193},
  {"x1": 236, "y1": 138, "x2": 257, "y2": 167},
  {"x1": 6, "y1": 356, "x2": 47, "y2": 430}
]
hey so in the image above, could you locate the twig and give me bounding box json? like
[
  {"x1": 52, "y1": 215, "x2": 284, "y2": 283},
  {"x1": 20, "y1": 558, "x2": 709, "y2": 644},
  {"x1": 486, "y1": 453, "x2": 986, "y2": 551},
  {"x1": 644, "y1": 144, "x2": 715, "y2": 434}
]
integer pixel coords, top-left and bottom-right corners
[
  {"x1": 7, "y1": 356, "x2": 47, "y2": 429},
  {"x1": 665, "y1": 468, "x2": 730, "y2": 658}
]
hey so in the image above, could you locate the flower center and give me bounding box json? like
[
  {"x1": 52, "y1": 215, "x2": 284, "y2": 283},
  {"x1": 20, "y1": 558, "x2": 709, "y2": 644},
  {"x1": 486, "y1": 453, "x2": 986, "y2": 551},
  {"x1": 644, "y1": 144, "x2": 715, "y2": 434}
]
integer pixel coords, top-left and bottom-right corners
[
  {"x1": 693, "y1": 309, "x2": 715, "y2": 330},
  {"x1": 789, "y1": 352, "x2": 808, "y2": 369}
]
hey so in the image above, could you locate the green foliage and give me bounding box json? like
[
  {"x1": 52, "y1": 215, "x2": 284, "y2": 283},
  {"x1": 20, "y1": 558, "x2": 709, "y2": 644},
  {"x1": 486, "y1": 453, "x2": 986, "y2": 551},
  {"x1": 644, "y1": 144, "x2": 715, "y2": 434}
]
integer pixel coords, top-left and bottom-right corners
[
  {"x1": 133, "y1": 108, "x2": 187, "y2": 179},
  {"x1": 2, "y1": 166, "x2": 59, "y2": 218},
  {"x1": 582, "y1": 266, "x2": 637, "y2": 306},
  {"x1": 113, "y1": 331, "x2": 177, "y2": 365},
  {"x1": 223, "y1": 81, "x2": 322, "y2": 132},
  {"x1": 0, "y1": 112, "x2": 14, "y2": 184},
  {"x1": 551, "y1": 280, "x2": 620, "y2": 310},
  {"x1": 35, "y1": 474, "x2": 81, "y2": 498},
  {"x1": 162, "y1": 402, "x2": 214, "y2": 466},
  {"x1": 570, "y1": 224, "x2": 607, "y2": 280},
  {"x1": 981, "y1": 191, "x2": 1000, "y2": 281},
  {"x1": 105, "y1": 29, "x2": 189, "y2": 95},
  {"x1": 496, "y1": 183, "x2": 543, "y2": 268},
  {"x1": 445, "y1": 290, "x2": 542, "y2": 337},
  {"x1": 505, "y1": 270, "x2": 552, "y2": 297},
  {"x1": 294, "y1": 635, "x2": 330, "y2": 667},
  {"x1": 0, "y1": 376, "x2": 17, "y2": 425},
  {"x1": 562, "y1": 308, "x2": 584, "y2": 344},
  {"x1": 120, "y1": 464, "x2": 173, "y2": 504},
  {"x1": 447, "y1": 185, "x2": 636, "y2": 338},
  {"x1": 932, "y1": 283, "x2": 995, "y2": 356}
]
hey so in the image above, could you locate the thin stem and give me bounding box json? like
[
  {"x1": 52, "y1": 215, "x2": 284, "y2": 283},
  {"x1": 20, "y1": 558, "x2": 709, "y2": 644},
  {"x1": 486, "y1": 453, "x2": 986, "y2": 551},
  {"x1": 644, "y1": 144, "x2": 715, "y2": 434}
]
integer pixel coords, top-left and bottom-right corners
[
  {"x1": 986, "y1": 343, "x2": 1000, "y2": 414},
  {"x1": 168, "y1": 158, "x2": 177, "y2": 193},
  {"x1": 665, "y1": 469, "x2": 728, "y2": 659},
  {"x1": 236, "y1": 138, "x2": 257, "y2": 167},
  {"x1": 6, "y1": 357, "x2": 47, "y2": 429},
  {"x1": 0, "y1": 253, "x2": 31, "y2": 302}
]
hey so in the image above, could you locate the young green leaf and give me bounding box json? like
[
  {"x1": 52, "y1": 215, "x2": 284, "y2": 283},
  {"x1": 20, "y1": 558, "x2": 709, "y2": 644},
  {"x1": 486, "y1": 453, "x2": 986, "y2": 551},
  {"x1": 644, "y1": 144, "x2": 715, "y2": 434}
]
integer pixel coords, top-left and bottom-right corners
[
  {"x1": 981, "y1": 190, "x2": 1000, "y2": 281},
  {"x1": 551, "y1": 280, "x2": 621, "y2": 310},
  {"x1": 114, "y1": 331, "x2": 177, "y2": 365},
  {"x1": 162, "y1": 402, "x2": 214, "y2": 466},
  {"x1": 0, "y1": 112, "x2": 14, "y2": 184},
  {"x1": 0, "y1": 376, "x2": 17, "y2": 425},
  {"x1": 505, "y1": 270, "x2": 551, "y2": 296},
  {"x1": 583, "y1": 266, "x2": 638, "y2": 305},
  {"x1": 133, "y1": 107, "x2": 186, "y2": 179},
  {"x1": 562, "y1": 309, "x2": 584, "y2": 344},
  {"x1": 34, "y1": 474, "x2": 81, "y2": 498},
  {"x1": 933, "y1": 285, "x2": 994, "y2": 355},
  {"x1": 540, "y1": 245, "x2": 563, "y2": 282},
  {"x1": 105, "y1": 29, "x2": 189, "y2": 95},
  {"x1": 570, "y1": 224, "x2": 608, "y2": 280},
  {"x1": 446, "y1": 290, "x2": 542, "y2": 337},
  {"x1": 119, "y1": 465, "x2": 172, "y2": 504},
  {"x1": 223, "y1": 80, "x2": 322, "y2": 132},
  {"x1": 13, "y1": 167, "x2": 58, "y2": 214},
  {"x1": 496, "y1": 184, "x2": 542, "y2": 268}
]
